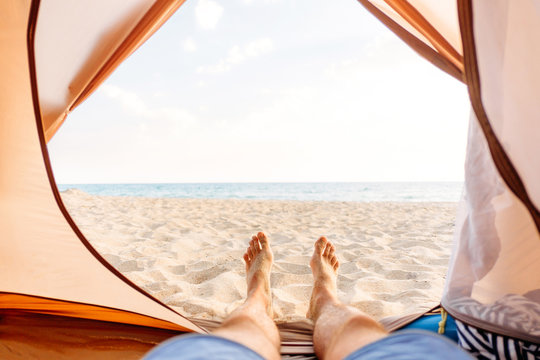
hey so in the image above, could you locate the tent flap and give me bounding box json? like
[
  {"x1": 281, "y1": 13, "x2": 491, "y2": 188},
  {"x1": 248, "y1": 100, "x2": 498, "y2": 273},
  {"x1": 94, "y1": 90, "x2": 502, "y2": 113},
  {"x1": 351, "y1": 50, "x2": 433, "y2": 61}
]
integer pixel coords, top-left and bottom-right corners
[
  {"x1": 357, "y1": 0, "x2": 464, "y2": 81},
  {"x1": 362, "y1": 0, "x2": 540, "y2": 344},
  {"x1": 37, "y1": 0, "x2": 187, "y2": 142},
  {"x1": 0, "y1": 0, "x2": 201, "y2": 336}
]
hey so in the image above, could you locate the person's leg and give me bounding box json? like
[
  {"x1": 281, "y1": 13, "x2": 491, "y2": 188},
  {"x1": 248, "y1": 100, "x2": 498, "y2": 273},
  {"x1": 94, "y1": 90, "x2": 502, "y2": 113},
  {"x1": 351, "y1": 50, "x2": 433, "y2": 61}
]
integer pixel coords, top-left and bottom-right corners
[
  {"x1": 212, "y1": 232, "x2": 281, "y2": 360},
  {"x1": 308, "y1": 237, "x2": 387, "y2": 360}
]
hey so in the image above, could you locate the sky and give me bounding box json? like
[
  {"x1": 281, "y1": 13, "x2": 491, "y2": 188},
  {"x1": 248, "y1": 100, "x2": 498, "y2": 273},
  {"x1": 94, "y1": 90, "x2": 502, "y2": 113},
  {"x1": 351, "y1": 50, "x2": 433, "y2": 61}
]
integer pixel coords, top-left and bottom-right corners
[{"x1": 47, "y1": 0, "x2": 471, "y2": 184}]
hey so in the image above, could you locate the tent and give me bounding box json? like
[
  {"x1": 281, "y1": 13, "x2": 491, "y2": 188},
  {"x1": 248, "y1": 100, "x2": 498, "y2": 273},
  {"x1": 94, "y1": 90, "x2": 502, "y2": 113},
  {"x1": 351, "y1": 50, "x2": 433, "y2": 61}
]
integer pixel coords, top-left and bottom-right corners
[{"x1": 0, "y1": 0, "x2": 538, "y2": 358}]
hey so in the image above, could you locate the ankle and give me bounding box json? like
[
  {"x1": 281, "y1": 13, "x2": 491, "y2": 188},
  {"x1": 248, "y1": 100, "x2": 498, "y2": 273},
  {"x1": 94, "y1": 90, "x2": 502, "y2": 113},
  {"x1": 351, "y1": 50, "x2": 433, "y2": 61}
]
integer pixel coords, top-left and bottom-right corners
[
  {"x1": 309, "y1": 290, "x2": 339, "y2": 321},
  {"x1": 246, "y1": 287, "x2": 272, "y2": 312},
  {"x1": 315, "y1": 291, "x2": 338, "y2": 308}
]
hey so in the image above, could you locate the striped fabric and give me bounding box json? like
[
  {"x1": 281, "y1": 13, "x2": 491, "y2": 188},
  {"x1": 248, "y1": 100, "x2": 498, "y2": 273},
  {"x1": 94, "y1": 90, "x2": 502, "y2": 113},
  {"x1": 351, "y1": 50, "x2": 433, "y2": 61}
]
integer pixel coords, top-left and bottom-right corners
[
  {"x1": 447, "y1": 294, "x2": 540, "y2": 339},
  {"x1": 456, "y1": 320, "x2": 540, "y2": 360}
]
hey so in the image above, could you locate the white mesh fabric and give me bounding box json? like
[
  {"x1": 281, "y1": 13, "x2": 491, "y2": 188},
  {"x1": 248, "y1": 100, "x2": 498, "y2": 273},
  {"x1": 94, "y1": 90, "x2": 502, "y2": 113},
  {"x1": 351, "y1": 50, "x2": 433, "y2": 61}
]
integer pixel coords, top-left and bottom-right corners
[{"x1": 443, "y1": 113, "x2": 540, "y2": 342}]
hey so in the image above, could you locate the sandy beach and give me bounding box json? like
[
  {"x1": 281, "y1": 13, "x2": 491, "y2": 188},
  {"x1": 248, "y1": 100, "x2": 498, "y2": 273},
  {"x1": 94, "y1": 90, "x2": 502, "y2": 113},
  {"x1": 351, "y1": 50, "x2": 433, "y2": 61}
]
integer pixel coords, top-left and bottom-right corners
[{"x1": 61, "y1": 189, "x2": 457, "y2": 323}]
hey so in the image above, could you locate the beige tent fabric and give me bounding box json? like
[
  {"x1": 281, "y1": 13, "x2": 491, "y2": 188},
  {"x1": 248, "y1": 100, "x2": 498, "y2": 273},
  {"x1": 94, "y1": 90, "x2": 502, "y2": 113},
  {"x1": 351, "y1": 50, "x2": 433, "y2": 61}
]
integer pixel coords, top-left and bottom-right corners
[
  {"x1": 36, "y1": 0, "x2": 186, "y2": 142},
  {"x1": 357, "y1": 0, "x2": 464, "y2": 81},
  {"x1": 440, "y1": 0, "x2": 540, "y2": 342},
  {"x1": 404, "y1": 0, "x2": 462, "y2": 55},
  {"x1": 442, "y1": 114, "x2": 540, "y2": 343},
  {"x1": 471, "y1": 0, "x2": 540, "y2": 212},
  {"x1": 457, "y1": 0, "x2": 540, "y2": 233},
  {"x1": 373, "y1": 0, "x2": 462, "y2": 68},
  {"x1": 0, "y1": 0, "x2": 200, "y2": 333}
]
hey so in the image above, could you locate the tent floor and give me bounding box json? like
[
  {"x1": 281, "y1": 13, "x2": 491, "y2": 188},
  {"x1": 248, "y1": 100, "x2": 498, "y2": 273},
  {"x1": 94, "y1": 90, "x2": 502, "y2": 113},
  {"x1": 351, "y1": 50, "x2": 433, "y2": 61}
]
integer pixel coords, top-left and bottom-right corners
[
  {"x1": 0, "y1": 310, "x2": 179, "y2": 359},
  {"x1": 0, "y1": 309, "x2": 430, "y2": 359},
  {"x1": 0, "y1": 310, "x2": 317, "y2": 359}
]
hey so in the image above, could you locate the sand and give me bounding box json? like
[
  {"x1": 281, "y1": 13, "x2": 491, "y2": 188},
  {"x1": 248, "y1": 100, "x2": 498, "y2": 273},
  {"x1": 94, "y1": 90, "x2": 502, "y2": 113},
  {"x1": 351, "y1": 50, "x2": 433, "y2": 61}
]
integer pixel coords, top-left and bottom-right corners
[{"x1": 61, "y1": 189, "x2": 457, "y2": 323}]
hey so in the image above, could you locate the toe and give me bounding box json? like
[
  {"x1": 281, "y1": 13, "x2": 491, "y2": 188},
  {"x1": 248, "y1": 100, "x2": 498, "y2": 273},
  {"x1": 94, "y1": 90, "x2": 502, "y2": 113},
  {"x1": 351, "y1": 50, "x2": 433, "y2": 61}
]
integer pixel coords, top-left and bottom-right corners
[
  {"x1": 248, "y1": 246, "x2": 254, "y2": 259},
  {"x1": 328, "y1": 244, "x2": 335, "y2": 256},
  {"x1": 250, "y1": 238, "x2": 261, "y2": 252},
  {"x1": 243, "y1": 252, "x2": 250, "y2": 264},
  {"x1": 257, "y1": 232, "x2": 269, "y2": 247},
  {"x1": 331, "y1": 256, "x2": 338, "y2": 267},
  {"x1": 333, "y1": 260, "x2": 340, "y2": 271},
  {"x1": 322, "y1": 242, "x2": 331, "y2": 257},
  {"x1": 315, "y1": 237, "x2": 327, "y2": 254}
]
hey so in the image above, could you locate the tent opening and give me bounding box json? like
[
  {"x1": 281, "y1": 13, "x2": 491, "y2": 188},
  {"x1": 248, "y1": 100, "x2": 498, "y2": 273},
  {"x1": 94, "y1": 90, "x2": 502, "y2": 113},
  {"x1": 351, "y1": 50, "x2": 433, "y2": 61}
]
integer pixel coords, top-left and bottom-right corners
[{"x1": 46, "y1": 0, "x2": 470, "y2": 324}]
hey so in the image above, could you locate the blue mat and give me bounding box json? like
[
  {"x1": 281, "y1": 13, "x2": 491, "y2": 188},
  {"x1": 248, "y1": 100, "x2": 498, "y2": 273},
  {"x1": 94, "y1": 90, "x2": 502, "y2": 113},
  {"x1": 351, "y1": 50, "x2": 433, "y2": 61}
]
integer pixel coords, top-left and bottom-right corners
[{"x1": 399, "y1": 313, "x2": 458, "y2": 342}]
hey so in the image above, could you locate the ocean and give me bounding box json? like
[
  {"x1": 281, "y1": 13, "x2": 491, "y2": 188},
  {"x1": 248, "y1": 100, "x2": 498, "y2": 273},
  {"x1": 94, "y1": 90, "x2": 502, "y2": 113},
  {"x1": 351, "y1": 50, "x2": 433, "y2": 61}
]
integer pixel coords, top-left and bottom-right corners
[{"x1": 57, "y1": 182, "x2": 463, "y2": 202}]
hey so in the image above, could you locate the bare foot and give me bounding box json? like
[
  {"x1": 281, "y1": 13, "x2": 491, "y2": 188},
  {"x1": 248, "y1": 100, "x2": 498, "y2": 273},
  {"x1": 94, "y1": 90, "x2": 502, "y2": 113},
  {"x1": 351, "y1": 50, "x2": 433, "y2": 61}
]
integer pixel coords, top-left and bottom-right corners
[
  {"x1": 243, "y1": 232, "x2": 274, "y2": 316},
  {"x1": 307, "y1": 236, "x2": 339, "y2": 320}
]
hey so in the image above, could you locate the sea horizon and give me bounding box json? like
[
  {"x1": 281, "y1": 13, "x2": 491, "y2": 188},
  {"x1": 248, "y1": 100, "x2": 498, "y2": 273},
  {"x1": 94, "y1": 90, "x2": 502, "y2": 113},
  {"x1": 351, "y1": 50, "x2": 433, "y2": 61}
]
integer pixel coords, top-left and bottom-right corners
[{"x1": 57, "y1": 181, "x2": 464, "y2": 203}]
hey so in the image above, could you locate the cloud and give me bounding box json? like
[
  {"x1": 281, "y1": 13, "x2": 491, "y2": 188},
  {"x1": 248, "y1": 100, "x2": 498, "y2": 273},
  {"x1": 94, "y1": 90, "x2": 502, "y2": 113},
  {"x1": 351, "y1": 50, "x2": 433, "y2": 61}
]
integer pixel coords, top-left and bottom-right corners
[
  {"x1": 195, "y1": 0, "x2": 224, "y2": 30},
  {"x1": 197, "y1": 60, "x2": 231, "y2": 74},
  {"x1": 197, "y1": 38, "x2": 274, "y2": 74},
  {"x1": 228, "y1": 38, "x2": 274, "y2": 63},
  {"x1": 101, "y1": 84, "x2": 196, "y2": 131},
  {"x1": 183, "y1": 37, "x2": 197, "y2": 52},
  {"x1": 101, "y1": 84, "x2": 147, "y2": 116}
]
